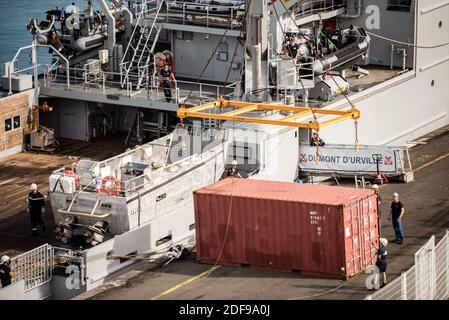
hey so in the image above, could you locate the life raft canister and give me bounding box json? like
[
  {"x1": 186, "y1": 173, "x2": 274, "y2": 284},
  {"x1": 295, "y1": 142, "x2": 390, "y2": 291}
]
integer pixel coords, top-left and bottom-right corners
[
  {"x1": 102, "y1": 176, "x2": 120, "y2": 196},
  {"x1": 63, "y1": 169, "x2": 80, "y2": 190}
]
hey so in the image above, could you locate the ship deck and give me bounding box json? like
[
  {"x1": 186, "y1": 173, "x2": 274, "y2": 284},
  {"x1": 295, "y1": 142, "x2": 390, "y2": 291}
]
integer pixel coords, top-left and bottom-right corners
[
  {"x1": 309, "y1": 66, "x2": 408, "y2": 107},
  {"x1": 36, "y1": 65, "x2": 404, "y2": 111},
  {"x1": 0, "y1": 133, "x2": 129, "y2": 257},
  {"x1": 72, "y1": 126, "x2": 449, "y2": 301},
  {"x1": 38, "y1": 74, "x2": 235, "y2": 111}
]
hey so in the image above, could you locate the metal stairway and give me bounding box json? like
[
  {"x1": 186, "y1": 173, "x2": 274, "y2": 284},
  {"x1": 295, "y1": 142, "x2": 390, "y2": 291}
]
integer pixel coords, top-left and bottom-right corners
[{"x1": 121, "y1": 0, "x2": 164, "y2": 90}]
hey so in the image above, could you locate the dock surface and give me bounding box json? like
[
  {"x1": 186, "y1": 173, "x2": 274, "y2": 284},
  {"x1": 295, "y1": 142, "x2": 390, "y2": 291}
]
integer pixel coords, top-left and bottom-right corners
[
  {"x1": 0, "y1": 134, "x2": 128, "y2": 257},
  {"x1": 1, "y1": 128, "x2": 448, "y2": 300},
  {"x1": 84, "y1": 127, "x2": 449, "y2": 300}
]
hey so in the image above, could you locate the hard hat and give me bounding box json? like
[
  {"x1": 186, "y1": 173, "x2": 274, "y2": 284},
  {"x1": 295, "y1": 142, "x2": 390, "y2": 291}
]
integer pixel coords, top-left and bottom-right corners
[
  {"x1": 1, "y1": 255, "x2": 10, "y2": 264},
  {"x1": 380, "y1": 238, "x2": 388, "y2": 247},
  {"x1": 30, "y1": 183, "x2": 38, "y2": 191},
  {"x1": 393, "y1": 192, "x2": 399, "y2": 197},
  {"x1": 372, "y1": 184, "x2": 379, "y2": 190},
  {"x1": 231, "y1": 160, "x2": 238, "y2": 166}
]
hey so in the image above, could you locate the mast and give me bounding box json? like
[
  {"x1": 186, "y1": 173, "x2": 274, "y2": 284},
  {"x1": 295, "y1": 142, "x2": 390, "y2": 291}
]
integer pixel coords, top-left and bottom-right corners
[{"x1": 245, "y1": 0, "x2": 269, "y2": 102}]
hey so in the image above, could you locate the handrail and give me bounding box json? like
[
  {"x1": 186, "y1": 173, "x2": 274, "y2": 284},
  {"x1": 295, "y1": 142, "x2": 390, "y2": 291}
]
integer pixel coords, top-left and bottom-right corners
[
  {"x1": 50, "y1": 129, "x2": 228, "y2": 195},
  {"x1": 44, "y1": 63, "x2": 236, "y2": 101},
  {"x1": 135, "y1": 0, "x2": 165, "y2": 88},
  {"x1": 8, "y1": 244, "x2": 53, "y2": 292},
  {"x1": 121, "y1": 0, "x2": 149, "y2": 69},
  {"x1": 7, "y1": 43, "x2": 70, "y2": 95},
  {"x1": 58, "y1": 209, "x2": 112, "y2": 219},
  {"x1": 165, "y1": 0, "x2": 244, "y2": 29},
  {"x1": 295, "y1": 0, "x2": 345, "y2": 18}
]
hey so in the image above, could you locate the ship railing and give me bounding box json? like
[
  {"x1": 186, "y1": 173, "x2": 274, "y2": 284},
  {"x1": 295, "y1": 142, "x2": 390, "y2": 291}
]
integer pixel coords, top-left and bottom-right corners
[
  {"x1": 295, "y1": 0, "x2": 345, "y2": 19},
  {"x1": 366, "y1": 230, "x2": 449, "y2": 300},
  {"x1": 117, "y1": 140, "x2": 227, "y2": 195},
  {"x1": 128, "y1": 0, "x2": 159, "y2": 18},
  {"x1": 121, "y1": 0, "x2": 162, "y2": 87},
  {"x1": 50, "y1": 127, "x2": 228, "y2": 196},
  {"x1": 43, "y1": 64, "x2": 234, "y2": 103},
  {"x1": 386, "y1": 1, "x2": 413, "y2": 12},
  {"x1": 165, "y1": 0, "x2": 244, "y2": 29},
  {"x1": 0, "y1": 59, "x2": 20, "y2": 76},
  {"x1": 6, "y1": 63, "x2": 48, "y2": 78},
  {"x1": 3, "y1": 62, "x2": 55, "y2": 90},
  {"x1": 7, "y1": 244, "x2": 54, "y2": 292},
  {"x1": 4, "y1": 44, "x2": 71, "y2": 95}
]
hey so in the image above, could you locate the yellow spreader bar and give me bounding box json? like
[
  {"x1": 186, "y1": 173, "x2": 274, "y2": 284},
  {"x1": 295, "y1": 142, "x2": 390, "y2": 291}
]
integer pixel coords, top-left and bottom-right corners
[{"x1": 177, "y1": 98, "x2": 360, "y2": 131}]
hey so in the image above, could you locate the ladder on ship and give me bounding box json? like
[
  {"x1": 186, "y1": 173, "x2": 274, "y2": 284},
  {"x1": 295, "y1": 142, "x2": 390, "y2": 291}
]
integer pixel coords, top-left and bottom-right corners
[{"x1": 121, "y1": 0, "x2": 164, "y2": 90}]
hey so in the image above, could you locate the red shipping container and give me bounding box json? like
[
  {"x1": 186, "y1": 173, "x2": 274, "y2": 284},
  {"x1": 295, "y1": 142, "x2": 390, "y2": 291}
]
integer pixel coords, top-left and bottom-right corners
[{"x1": 194, "y1": 178, "x2": 380, "y2": 279}]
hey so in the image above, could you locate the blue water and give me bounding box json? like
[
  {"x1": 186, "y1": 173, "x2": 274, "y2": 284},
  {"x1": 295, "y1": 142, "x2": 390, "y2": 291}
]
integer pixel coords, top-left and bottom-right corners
[{"x1": 0, "y1": 0, "x2": 86, "y2": 66}]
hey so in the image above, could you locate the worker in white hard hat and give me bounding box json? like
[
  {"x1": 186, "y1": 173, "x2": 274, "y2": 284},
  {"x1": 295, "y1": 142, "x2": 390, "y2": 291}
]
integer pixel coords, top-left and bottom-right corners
[
  {"x1": 27, "y1": 183, "x2": 47, "y2": 236},
  {"x1": 390, "y1": 192, "x2": 405, "y2": 244},
  {"x1": 227, "y1": 160, "x2": 243, "y2": 178},
  {"x1": 372, "y1": 184, "x2": 380, "y2": 199},
  {"x1": 310, "y1": 131, "x2": 325, "y2": 147},
  {"x1": 375, "y1": 238, "x2": 388, "y2": 289},
  {"x1": 0, "y1": 255, "x2": 12, "y2": 288}
]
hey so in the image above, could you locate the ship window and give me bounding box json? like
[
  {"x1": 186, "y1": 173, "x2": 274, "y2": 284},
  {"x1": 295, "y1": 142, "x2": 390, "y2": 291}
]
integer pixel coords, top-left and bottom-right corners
[
  {"x1": 233, "y1": 145, "x2": 252, "y2": 161},
  {"x1": 4, "y1": 118, "x2": 12, "y2": 132},
  {"x1": 177, "y1": 31, "x2": 193, "y2": 41},
  {"x1": 439, "y1": 21, "x2": 443, "y2": 28},
  {"x1": 4, "y1": 116, "x2": 21, "y2": 132},
  {"x1": 189, "y1": 223, "x2": 195, "y2": 231},
  {"x1": 13, "y1": 116, "x2": 21, "y2": 129},
  {"x1": 156, "y1": 193, "x2": 166, "y2": 202},
  {"x1": 217, "y1": 42, "x2": 229, "y2": 62},
  {"x1": 176, "y1": 31, "x2": 184, "y2": 40},
  {"x1": 387, "y1": 0, "x2": 412, "y2": 12},
  {"x1": 431, "y1": 80, "x2": 435, "y2": 87}
]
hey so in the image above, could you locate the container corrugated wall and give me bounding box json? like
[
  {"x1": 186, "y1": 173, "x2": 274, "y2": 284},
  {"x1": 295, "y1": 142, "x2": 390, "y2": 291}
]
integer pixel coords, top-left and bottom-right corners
[{"x1": 194, "y1": 179, "x2": 379, "y2": 279}]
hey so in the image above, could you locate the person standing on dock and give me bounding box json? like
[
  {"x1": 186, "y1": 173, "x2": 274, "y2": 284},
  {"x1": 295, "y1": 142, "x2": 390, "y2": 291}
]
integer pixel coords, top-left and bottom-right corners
[
  {"x1": 389, "y1": 192, "x2": 405, "y2": 244},
  {"x1": 159, "y1": 64, "x2": 176, "y2": 103},
  {"x1": 376, "y1": 238, "x2": 388, "y2": 288},
  {"x1": 27, "y1": 183, "x2": 47, "y2": 236},
  {"x1": 0, "y1": 255, "x2": 12, "y2": 288},
  {"x1": 372, "y1": 184, "x2": 381, "y2": 209}
]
